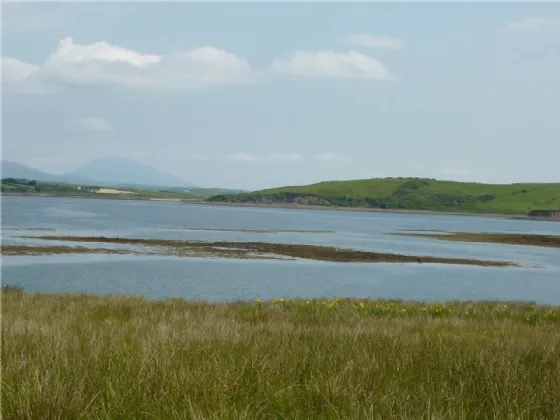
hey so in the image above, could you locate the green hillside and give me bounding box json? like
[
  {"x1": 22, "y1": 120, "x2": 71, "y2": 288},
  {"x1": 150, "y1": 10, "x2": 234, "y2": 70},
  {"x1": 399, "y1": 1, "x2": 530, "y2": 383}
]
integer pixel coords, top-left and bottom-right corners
[{"x1": 207, "y1": 178, "x2": 560, "y2": 215}]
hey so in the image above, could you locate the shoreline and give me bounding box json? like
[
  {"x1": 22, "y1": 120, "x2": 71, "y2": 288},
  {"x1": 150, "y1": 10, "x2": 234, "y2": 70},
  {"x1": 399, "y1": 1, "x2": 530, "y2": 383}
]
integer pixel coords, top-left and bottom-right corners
[
  {"x1": 2, "y1": 192, "x2": 558, "y2": 221},
  {"x1": 2, "y1": 286, "x2": 557, "y2": 307}
]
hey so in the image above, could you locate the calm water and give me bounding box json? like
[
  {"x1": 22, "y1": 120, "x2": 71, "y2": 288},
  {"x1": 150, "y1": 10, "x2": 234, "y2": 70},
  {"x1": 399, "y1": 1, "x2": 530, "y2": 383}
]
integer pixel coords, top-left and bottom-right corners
[{"x1": 2, "y1": 196, "x2": 560, "y2": 304}]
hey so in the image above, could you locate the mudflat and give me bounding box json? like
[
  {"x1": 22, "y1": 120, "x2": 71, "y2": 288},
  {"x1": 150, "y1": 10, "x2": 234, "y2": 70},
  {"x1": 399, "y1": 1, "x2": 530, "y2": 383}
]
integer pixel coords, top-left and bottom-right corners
[
  {"x1": 9, "y1": 235, "x2": 517, "y2": 267},
  {"x1": 391, "y1": 231, "x2": 560, "y2": 248}
]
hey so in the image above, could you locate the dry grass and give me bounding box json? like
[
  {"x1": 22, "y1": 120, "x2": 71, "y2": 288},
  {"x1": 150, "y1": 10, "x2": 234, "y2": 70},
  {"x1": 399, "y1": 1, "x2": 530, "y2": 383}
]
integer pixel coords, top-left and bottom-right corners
[{"x1": 2, "y1": 287, "x2": 560, "y2": 419}]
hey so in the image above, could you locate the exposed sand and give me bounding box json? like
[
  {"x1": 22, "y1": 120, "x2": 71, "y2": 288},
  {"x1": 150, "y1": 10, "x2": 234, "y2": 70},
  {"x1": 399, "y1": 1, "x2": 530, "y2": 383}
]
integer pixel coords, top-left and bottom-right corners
[{"x1": 97, "y1": 188, "x2": 136, "y2": 195}]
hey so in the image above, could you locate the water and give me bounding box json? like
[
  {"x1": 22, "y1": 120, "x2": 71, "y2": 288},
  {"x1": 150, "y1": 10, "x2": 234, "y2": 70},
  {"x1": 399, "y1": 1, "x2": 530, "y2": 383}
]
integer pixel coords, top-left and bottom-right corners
[{"x1": 2, "y1": 196, "x2": 559, "y2": 304}]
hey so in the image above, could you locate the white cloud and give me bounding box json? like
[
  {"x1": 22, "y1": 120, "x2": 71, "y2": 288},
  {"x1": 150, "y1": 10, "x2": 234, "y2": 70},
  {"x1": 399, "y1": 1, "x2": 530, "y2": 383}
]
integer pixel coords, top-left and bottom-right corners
[
  {"x1": 339, "y1": 34, "x2": 404, "y2": 50},
  {"x1": 227, "y1": 153, "x2": 261, "y2": 162},
  {"x1": 270, "y1": 50, "x2": 393, "y2": 81},
  {"x1": 268, "y1": 153, "x2": 301, "y2": 162},
  {"x1": 312, "y1": 153, "x2": 351, "y2": 163},
  {"x1": 1, "y1": 57, "x2": 54, "y2": 94},
  {"x1": 72, "y1": 117, "x2": 114, "y2": 132},
  {"x1": 1, "y1": 56, "x2": 39, "y2": 83},
  {"x1": 55, "y1": 37, "x2": 162, "y2": 67},
  {"x1": 3, "y1": 37, "x2": 398, "y2": 93},
  {"x1": 504, "y1": 17, "x2": 560, "y2": 34},
  {"x1": 2, "y1": 37, "x2": 257, "y2": 93}
]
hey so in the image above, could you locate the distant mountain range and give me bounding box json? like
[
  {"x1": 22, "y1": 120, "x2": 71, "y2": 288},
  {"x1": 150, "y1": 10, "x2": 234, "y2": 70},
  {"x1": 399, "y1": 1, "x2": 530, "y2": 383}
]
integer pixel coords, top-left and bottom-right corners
[{"x1": 1, "y1": 156, "x2": 193, "y2": 188}]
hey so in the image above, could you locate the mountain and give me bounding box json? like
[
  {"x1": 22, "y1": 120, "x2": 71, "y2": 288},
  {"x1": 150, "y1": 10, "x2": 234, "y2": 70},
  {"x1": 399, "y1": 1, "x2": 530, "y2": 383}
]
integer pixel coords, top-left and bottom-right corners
[
  {"x1": 2, "y1": 156, "x2": 192, "y2": 188},
  {"x1": 207, "y1": 177, "x2": 560, "y2": 215},
  {"x1": 63, "y1": 155, "x2": 192, "y2": 188},
  {"x1": 1, "y1": 160, "x2": 61, "y2": 182}
]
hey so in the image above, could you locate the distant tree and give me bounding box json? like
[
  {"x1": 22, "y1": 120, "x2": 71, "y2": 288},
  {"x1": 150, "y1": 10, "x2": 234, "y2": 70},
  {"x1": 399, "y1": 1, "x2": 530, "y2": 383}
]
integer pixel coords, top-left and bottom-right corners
[{"x1": 27, "y1": 180, "x2": 37, "y2": 187}]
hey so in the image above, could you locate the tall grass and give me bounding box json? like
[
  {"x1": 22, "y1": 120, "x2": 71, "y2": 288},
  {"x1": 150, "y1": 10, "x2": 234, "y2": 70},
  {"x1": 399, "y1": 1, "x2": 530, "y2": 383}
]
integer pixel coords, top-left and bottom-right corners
[{"x1": 2, "y1": 288, "x2": 560, "y2": 419}]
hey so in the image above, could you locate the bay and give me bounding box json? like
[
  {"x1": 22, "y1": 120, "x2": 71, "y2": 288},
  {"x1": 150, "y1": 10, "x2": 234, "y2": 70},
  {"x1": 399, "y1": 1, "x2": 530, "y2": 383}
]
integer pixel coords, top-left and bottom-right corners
[{"x1": 2, "y1": 196, "x2": 559, "y2": 304}]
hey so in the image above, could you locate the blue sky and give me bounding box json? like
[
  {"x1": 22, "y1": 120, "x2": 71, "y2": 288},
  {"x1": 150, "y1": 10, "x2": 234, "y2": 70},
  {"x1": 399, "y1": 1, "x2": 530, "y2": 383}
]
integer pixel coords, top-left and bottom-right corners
[{"x1": 2, "y1": 2, "x2": 559, "y2": 189}]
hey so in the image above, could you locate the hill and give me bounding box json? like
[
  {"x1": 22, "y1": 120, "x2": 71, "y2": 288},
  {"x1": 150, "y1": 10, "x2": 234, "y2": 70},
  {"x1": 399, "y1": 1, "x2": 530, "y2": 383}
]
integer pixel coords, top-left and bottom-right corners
[
  {"x1": 1, "y1": 161, "x2": 62, "y2": 182},
  {"x1": 207, "y1": 177, "x2": 560, "y2": 215}
]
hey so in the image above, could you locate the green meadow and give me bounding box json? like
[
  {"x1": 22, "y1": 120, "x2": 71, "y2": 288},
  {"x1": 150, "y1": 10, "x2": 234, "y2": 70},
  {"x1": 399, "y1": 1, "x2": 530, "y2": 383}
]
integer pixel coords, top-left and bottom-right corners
[{"x1": 2, "y1": 287, "x2": 559, "y2": 419}]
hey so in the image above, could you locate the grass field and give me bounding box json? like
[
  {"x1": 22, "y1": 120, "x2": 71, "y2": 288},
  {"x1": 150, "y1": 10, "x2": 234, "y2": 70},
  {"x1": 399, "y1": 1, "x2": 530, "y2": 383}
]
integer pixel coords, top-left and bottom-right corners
[
  {"x1": 1, "y1": 178, "x2": 242, "y2": 200},
  {"x1": 208, "y1": 178, "x2": 560, "y2": 215},
  {"x1": 2, "y1": 287, "x2": 560, "y2": 419}
]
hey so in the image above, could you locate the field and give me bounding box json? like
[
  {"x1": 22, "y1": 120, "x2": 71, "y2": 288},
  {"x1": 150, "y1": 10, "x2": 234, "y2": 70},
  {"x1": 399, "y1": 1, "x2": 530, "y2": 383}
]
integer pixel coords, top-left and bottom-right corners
[
  {"x1": 1, "y1": 178, "x2": 242, "y2": 200},
  {"x1": 208, "y1": 178, "x2": 560, "y2": 215},
  {"x1": 2, "y1": 287, "x2": 560, "y2": 419}
]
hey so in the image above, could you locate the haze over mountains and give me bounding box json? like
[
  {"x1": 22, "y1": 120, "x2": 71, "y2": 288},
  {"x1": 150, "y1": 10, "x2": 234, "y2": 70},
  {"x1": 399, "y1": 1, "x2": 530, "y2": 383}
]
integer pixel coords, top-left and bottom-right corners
[{"x1": 1, "y1": 156, "x2": 193, "y2": 188}]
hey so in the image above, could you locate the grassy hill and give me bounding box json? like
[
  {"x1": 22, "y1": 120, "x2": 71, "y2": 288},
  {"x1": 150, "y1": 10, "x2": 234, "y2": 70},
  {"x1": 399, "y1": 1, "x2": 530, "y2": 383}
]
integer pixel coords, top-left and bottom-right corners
[{"x1": 207, "y1": 177, "x2": 560, "y2": 215}]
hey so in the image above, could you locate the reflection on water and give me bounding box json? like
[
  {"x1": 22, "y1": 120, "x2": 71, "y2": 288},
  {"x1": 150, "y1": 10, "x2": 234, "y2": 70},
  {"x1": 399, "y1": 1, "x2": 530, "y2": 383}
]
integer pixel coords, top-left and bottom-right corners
[{"x1": 2, "y1": 196, "x2": 560, "y2": 304}]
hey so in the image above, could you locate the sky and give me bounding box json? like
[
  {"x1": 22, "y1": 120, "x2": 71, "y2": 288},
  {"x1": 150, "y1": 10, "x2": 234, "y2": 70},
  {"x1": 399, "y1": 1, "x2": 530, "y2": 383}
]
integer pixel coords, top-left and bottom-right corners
[{"x1": 2, "y1": 2, "x2": 560, "y2": 190}]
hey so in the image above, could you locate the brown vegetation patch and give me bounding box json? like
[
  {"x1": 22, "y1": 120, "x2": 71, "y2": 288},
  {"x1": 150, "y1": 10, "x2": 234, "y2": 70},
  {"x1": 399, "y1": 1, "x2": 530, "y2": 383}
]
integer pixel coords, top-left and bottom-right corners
[
  {"x1": 391, "y1": 232, "x2": 560, "y2": 248},
  {"x1": 0, "y1": 245, "x2": 136, "y2": 256},
  {"x1": 17, "y1": 235, "x2": 518, "y2": 266},
  {"x1": 182, "y1": 228, "x2": 334, "y2": 234}
]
